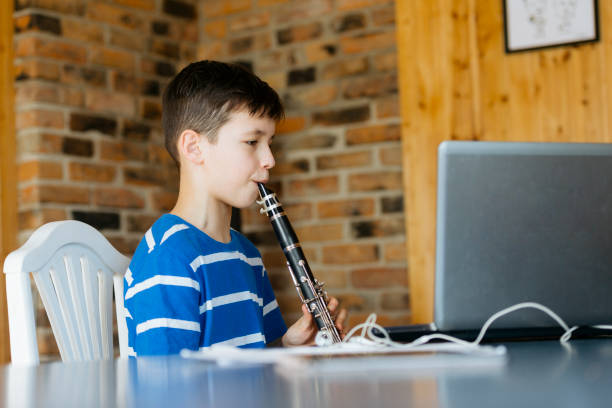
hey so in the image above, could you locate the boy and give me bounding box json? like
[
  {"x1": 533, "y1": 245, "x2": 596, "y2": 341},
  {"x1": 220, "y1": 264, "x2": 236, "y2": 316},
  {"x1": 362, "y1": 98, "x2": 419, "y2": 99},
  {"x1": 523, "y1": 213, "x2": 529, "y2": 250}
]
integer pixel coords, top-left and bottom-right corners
[{"x1": 124, "y1": 60, "x2": 346, "y2": 355}]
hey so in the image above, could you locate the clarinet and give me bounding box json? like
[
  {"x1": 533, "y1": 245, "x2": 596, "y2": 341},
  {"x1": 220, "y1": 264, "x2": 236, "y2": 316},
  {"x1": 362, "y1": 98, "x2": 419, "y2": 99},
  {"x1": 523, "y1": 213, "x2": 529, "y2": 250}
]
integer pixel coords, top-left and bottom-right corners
[{"x1": 257, "y1": 183, "x2": 342, "y2": 345}]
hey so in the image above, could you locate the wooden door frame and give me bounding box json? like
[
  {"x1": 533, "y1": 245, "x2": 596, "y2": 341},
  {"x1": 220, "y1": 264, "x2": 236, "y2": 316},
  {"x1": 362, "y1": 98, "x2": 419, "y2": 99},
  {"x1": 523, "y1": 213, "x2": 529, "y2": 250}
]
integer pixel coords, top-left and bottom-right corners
[{"x1": 0, "y1": 0, "x2": 16, "y2": 363}]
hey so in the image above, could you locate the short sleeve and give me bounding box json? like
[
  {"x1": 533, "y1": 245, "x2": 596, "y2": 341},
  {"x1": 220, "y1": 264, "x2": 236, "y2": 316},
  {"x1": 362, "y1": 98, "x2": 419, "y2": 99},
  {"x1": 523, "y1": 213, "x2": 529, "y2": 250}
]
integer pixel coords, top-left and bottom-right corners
[{"x1": 125, "y1": 250, "x2": 202, "y2": 355}]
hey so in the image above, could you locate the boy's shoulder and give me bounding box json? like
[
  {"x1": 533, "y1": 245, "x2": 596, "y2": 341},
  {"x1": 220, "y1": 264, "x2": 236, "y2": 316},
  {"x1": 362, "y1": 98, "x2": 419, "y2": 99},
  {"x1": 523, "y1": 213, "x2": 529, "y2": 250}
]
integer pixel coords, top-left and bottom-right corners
[{"x1": 130, "y1": 214, "x2": 203, "y2": 266}]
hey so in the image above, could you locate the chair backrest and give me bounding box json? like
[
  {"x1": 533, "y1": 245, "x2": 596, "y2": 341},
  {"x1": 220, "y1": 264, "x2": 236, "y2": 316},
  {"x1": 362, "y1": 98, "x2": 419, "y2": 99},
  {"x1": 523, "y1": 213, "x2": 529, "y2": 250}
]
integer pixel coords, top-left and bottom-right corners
[{"x1": 3, "y1": 220, "x2": 130, "y2": 365}]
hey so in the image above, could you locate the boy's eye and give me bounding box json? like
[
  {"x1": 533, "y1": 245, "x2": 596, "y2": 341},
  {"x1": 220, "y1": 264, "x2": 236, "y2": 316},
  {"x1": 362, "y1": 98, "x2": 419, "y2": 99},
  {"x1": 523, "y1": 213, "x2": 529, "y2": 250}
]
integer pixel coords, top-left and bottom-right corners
[{"x1": 246, "y1": 140, "x2": 257, "y2": 146}]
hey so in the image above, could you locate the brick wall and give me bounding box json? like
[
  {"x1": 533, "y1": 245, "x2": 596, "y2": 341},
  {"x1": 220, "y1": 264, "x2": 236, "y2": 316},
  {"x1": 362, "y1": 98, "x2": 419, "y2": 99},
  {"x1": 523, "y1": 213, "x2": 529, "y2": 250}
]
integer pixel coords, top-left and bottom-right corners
[
  {"x1": 13, "y1": 0, "x2": 197, "y2": 357},
  {"x1": 197, "y1": 0, "x2": 409, "y2": 328},
  {"x1": 12, "y1": 0, "x2": 408, "y2": 358}
]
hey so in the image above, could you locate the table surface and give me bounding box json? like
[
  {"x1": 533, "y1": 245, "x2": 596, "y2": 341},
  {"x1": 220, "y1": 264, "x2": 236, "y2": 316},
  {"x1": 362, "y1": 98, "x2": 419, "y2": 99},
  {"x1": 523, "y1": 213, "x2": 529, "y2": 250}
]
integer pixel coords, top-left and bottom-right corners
[{"x1": 2, "y1": 338, "x2": 612, "y2": 408}]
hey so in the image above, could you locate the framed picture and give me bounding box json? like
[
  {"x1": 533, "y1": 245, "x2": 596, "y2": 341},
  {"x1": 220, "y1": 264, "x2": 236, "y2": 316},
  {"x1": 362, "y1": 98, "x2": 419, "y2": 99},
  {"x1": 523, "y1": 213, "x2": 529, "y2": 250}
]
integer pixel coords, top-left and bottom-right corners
[{"x1": 503, "y1": 0, "x2": 599, "y2": 53}]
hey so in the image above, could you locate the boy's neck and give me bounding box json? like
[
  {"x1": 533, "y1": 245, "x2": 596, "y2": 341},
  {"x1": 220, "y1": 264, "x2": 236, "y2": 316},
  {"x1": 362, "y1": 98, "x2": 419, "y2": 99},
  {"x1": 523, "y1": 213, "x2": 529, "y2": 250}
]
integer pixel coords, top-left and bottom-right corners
[{"x1": 170, "y1": 178, "x2": 232, "y2": 244}]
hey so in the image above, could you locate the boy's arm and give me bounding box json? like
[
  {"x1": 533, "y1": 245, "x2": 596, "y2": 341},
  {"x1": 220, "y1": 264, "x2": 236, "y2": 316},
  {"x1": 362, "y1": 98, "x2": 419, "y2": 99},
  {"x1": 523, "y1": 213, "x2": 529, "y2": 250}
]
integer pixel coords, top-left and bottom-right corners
[{"x1": 126, "y1": 253, "x2": 202, "y2": 355}]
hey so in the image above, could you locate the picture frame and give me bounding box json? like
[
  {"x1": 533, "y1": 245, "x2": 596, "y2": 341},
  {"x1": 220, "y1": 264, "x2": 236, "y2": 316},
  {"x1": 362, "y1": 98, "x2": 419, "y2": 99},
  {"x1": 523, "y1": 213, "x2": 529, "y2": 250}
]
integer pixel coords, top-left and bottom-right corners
[{"x1": 503, "y1": 0, "x2": 599, "y2": 53}]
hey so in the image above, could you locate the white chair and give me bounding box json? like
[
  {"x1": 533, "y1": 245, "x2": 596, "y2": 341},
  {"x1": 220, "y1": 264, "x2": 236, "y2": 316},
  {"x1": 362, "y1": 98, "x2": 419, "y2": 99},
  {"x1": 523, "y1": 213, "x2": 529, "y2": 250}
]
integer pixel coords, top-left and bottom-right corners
[{"x1": 3, "y1": 220, "x2": 130, "y2": 365}]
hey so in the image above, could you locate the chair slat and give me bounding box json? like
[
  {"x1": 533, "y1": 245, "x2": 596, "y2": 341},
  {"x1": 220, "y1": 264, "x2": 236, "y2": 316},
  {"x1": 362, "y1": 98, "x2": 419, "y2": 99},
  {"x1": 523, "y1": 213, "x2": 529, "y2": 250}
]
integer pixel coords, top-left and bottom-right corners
[
  {"x1": 32, "y1": 269, "x2": 71, "y2": 361},
  {"x1": 99, "y1": 269, "x2": 113, "y2": 360},
  {"x1": 81, "y1": 255, "x2": 103, "y2": 360},
  {"x1": 65, "y1": 254, "x2": 93, "y2": 360},
  {"x1": 49, "y1": 259, "x2": 84, "y2": 361}
]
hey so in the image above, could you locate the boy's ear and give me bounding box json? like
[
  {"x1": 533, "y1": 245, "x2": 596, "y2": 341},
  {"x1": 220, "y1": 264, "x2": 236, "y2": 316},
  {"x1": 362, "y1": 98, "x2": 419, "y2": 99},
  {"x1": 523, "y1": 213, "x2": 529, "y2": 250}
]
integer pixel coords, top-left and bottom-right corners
[{"x1": 177, "y1": 129, "x2": 205, "y2": 165}]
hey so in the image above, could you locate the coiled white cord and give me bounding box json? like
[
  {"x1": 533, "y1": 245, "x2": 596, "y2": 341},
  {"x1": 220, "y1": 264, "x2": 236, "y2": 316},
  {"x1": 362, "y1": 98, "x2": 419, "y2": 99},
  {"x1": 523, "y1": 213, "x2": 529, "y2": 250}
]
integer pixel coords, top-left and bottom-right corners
[{"x1": 342, "y1": 302, "x2": 581, "y2": 350}]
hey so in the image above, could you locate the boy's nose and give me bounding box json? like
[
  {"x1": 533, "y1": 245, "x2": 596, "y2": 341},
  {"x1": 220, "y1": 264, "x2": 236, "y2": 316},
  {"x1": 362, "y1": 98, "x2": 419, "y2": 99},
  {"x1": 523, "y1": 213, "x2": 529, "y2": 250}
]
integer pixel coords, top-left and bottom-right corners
[{"x1": 261, "y1": 145, "x2": 275, "y2": 169}]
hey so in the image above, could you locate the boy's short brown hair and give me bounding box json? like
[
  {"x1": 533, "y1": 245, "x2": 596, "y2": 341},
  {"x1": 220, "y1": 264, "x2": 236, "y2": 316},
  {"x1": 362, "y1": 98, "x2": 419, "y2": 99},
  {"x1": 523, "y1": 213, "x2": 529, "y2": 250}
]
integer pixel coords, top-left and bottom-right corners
[{"x1": 162, "y1": 60, "x2": 284, "y2": 167}]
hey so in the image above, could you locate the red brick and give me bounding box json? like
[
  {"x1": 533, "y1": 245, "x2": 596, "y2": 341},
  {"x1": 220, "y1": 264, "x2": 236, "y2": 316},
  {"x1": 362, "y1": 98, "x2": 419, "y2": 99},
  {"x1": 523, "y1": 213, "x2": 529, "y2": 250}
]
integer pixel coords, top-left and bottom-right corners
[
  {"x1": 277, "y1": 22, "x2": 322, "y2": 45},
  {"x1": 376, "y1": 96, "x2": 400, "y2": 118},
  {"x1": 69, "y1": 162, "x2": 117, "y2": 182},
  {"x1": 151, "y1": 191, "x2": 177, "y2": 211},
  {"x1": 304, "y1": 41, "x2": 337, "y2": 63},
  {"x1": 230, "y1": 11, "x2": 270, "y2": 32},
  {"x1": 204, "y1": 20, "x2": 227, "y2": 39},
  {"x1": 321, "y1": 58, "x2": 369, "y2": 80},
  {"x1": 15, "y1": 60, "x2": 60, "y2": 82},
  {"x1": 85, "y1": 89, "x2": 135, "y2": 116},
  {"x1": 276, "y1": 116, "x2": 306, "y2": 134},
  {"x1": 351, "y1": 267, "x2": 407, "y2": 288},
  {"x1": 287, "y1": 176, "x2": 339, "y2": 197},
  {"x1": 110, "y1": 28, "x2": 146, "y2": 51},
  {"x1": 257, "y1": 0, "x2": 289, "y2": 5},
  {"x1": 61, "y1": 88, "x2": 84, "y2": 107},
  {"x1": 15, "y1": 36, "x2": 87, "y2": 63},
  {"x1": 316, "y1": 151, "x2": 371, "y2": 170},
  {"x1": 335, "y1": 293, "x2": 370, "y2": 311},
  {"x1": 87, "y1": 1, "x2": 145, "y2": 30},
  {"x1": 260, "y1": 248, "x2": 285, "y2": 268},
  {"x1": 107, "y1": 236, "x2": 140, "y2": 255},
  {"x1": 337, "y1": 0, "x2": 390, "y2": 11},
  {"x1": 283, "y1": 202, "x2": 312, "y2": 221},
  {"x1": 372, "y1": 5, "x2": 396, "y2": 26},
  {"x1": 315, "y1": 269, "x2": 348, "y2": 289},
  {"x1": 197, "y1": 41, "x2": 225, "y2": 60},
  {"x1": 127, "y1": 214, "x2": 158, "y2": 232},
  {"x1": 201, "y1": 0, "x2": 251, "y2": 18},
  {"x1": 317, "y1": 198, "x2": 375, "y2": 218},
  {"x1": 90, "y1": 46, "x2": 135, "y2": 71},
  {"x1": 15, "y1": 83, "x2": 59, "y2": 104},
  {"x1": 94, "y1": 188, "x2": 144, "y2": 208},
  {"x1": 373, "y1": 51, "x2": 397, "y2": 71},
  {"x1": 271, "y1": 159, "x2": 309, "y2": 176},
  {"x1": 322, "y1": 243, "x2": 378, "y2": 264},
  {"x1": 343, "y1": 73, "x2": 397, "y2": 99},
  {"x1": 288, "y1": 84, "x2": 338, "y2": 107},
  {"x1": 380, "y1": 146, "x2": 402, "y2": 166},
  {"x1": 274, "y1": 0, "x2": 332, "y2": 23},
  {"x1": 16, "y1": 109, "x2": 64, "y2": 130},
  {"x1": 347, "y1": 312, "x2": 411, "y2": 328},
  {"x1": 111, "y1": 0, "x2": 155, "y2": 10},
  {"x1": 381, "y1": 292, "x2": 410, "y2": 311},
  {"x1": 228, "y1": 32, "x2": 271, "y2": 56},
  {"x1": 345, "y1": 124, "x2": 401, "y2": 145},
  {"x1": 62, "y1": 19, "x2": 104, "y2": 43},
  {"x1": 384, "y1": 242, "x2": 406, "y2": 262},
  {"x1": 15, "y1": 0, "x2": 84, "y2": 14},
  {"x1": 19, "y1": 208, "x2": 67, "y2": 230},
  {"x1": 348, "y1": 171, "x2": 403, "y2": 192},
  {"x1": 294, "y1": 223, "x2": 343, "y2": 242},
  {"x1": 340, "y1": 31, "x2": 396, "y2": 54},
  {"x1": 18, "y1": 161, "x2": 63, "y2": 181},
  {"x1": 21, "y1": 185, "x2": 90, "y2": 205},
  {"x1": 18, "y1": 133, "x2": 63, "y2": 154},
  {"x1": 100, "y1": 140, "x2": 148, "y2": 162}
]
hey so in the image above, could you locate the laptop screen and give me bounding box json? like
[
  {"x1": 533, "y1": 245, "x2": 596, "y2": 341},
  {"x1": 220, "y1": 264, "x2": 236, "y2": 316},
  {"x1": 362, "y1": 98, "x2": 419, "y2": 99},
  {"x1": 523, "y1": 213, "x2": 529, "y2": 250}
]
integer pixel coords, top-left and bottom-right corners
[{"x1": 434, "y1": 141, "x2": 612, "y2": 331}]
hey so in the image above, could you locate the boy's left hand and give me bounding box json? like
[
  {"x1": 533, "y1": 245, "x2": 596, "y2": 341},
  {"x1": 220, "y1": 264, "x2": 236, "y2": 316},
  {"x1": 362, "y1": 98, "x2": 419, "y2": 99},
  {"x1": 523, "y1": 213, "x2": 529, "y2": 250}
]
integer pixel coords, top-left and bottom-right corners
[{"x1": 282, "y1": 297, "x2": 347, "y2": 347}]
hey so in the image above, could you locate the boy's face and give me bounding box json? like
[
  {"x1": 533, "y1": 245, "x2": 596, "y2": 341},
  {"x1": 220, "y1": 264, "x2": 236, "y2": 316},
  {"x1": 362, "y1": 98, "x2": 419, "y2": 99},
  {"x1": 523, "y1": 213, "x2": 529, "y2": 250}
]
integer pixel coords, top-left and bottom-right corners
[{"x1": 200, "y1": 109, "x2": 276, "y2": 208}]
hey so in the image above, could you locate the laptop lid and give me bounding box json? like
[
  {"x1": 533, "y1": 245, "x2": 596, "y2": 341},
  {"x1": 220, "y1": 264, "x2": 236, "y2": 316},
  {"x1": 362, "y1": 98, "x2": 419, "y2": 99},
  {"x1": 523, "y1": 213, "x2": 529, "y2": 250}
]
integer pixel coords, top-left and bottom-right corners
[{"x1": 434, "y1": 141, "x2": 612, "y2": 332}]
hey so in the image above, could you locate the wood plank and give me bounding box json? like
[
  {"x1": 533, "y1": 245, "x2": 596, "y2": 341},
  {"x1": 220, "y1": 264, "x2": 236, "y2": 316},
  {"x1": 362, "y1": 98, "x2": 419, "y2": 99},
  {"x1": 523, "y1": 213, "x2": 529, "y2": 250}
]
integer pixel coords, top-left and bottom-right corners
[{"x1": 0, "y1": 0, "x2": 16, "y2": 362}]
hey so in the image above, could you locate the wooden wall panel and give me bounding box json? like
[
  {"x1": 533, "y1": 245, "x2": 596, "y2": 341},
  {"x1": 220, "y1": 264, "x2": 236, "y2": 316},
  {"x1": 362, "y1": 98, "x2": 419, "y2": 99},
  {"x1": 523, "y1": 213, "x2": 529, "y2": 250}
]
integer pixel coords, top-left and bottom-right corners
[
  {"x1": 397, "y1": 0, "x2": 612, "y2": 323},
  {"x1": 0, "y1": 0, "x2": 16, "y2": 362}
]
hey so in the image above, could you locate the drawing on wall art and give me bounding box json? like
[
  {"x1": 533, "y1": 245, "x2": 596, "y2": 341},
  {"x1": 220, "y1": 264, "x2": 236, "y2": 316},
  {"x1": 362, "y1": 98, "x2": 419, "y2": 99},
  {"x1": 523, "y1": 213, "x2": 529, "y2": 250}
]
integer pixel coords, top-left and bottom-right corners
[{"x1": 503, "y1": 0, "x2": 599, "y2": 53}]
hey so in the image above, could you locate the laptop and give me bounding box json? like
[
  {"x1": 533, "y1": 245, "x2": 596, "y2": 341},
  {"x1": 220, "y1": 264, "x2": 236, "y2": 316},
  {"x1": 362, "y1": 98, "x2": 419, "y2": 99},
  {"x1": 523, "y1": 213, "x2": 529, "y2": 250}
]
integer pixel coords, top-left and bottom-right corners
[{"x1": 386, "y1": 141, "x2": 612, "y2": 342}]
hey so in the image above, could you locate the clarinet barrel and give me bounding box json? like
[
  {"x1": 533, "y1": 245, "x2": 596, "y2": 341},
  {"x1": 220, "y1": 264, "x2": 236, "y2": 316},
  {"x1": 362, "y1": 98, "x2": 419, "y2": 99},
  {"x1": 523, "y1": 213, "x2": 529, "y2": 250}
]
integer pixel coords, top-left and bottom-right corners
[{"x1": 256, "y1": 183, "x2": 341, "y2": 345}]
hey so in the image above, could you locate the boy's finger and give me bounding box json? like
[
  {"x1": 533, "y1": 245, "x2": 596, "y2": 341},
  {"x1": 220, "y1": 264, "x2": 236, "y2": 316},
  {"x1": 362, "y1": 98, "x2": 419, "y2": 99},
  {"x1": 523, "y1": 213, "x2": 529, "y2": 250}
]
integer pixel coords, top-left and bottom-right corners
[{"x1": 335, "y1": 308, "x2": 348, "y2": 331}]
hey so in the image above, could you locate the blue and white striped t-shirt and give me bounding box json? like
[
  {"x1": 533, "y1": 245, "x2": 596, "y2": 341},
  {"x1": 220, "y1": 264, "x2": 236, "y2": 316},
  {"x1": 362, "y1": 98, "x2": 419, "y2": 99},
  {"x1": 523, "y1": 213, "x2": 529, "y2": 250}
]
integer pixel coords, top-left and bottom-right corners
[{"x1": 124, "y1": 213, "x2": 287, "y2": 356}]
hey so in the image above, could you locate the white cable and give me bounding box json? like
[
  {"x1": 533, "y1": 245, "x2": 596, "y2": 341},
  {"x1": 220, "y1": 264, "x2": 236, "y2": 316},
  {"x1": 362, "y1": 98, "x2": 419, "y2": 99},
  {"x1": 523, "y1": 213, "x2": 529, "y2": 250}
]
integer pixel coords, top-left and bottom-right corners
[{"x1": 342, "y1": 302, "x2": 582, "y2": 351}]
